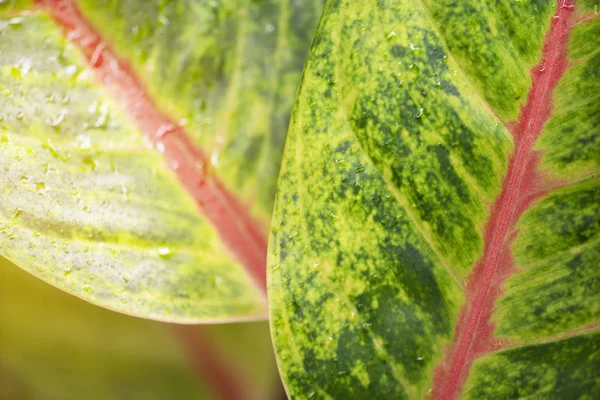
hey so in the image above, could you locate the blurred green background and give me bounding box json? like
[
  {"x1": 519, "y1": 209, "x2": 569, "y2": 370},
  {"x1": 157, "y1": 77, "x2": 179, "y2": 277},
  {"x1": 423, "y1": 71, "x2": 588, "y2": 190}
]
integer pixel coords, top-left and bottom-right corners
[{"x1": 0, "y1": 257, "x2": 281, "y2": 400}]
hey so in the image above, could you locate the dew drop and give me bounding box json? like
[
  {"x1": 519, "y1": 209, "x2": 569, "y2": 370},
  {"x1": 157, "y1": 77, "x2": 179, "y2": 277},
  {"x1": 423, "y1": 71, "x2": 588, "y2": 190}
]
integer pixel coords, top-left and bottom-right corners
[
  {"x1": 156, "y1": 123, "x2": 175, "y2": 139},
  {"x1": 8, "y1": 17, "x2": 23, "y2": 29},
  {"x1": 157, "y1": 247, "x2": 173, "y2": 259},
  {"x1": 210, "y1": 152, "x2": 220, "y2": 167}
]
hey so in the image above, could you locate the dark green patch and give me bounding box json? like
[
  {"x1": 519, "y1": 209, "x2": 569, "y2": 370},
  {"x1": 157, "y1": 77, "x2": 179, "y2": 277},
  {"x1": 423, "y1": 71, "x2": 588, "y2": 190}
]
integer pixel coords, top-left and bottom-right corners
[
  {"x1": 464, "y1": 333, "x2": 600, "y2": 399},
  {"x1": 539, "y1": 19, "x2": 600, "y2": 177}
]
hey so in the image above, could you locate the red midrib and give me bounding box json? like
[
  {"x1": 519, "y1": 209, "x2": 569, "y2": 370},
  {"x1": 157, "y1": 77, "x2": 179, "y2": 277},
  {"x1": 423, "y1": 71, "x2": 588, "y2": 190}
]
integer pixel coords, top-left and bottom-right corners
[
  {"x1": 432, "y1": 1, "x2": 576, "y2": 398},
  {"x1": 173, "y1": 326, "x2": 251, "y2": 400},
  {"x1": 35, "y1": 1, "x2": 270, "y2": 399},
  {"x1": 36, "y1": 0, "x2": 268, "y2": 295}
]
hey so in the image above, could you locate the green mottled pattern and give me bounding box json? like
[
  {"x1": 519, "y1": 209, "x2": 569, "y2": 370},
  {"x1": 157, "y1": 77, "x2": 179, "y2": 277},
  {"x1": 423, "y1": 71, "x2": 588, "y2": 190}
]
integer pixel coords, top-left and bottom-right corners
[
  {"x1": 464, "y1": 333, "x2": 600, "y2": 399},
  {"x1": 538, "y1": 18, "x2": 600, "y2": 178},
  {"x1": 77, "y1": 0, "x2": 324, "y2": 219},
  {"x1": 580, "y1": 0, "x2": 600, "y2": 11},
  {"x1": 495, "y1": 179, "x2": 599, "y2": 340},
  {"x1": 468, "y1": 5, "x2": 600, "y2": 395},
  {"x1": 0, "y1": 259, "x2": 280, "y2": 400},
  {"x1": 269, "y1": 0, "x2": 599, "y2": 398},
  {"x1": 422, "y1": 0, "x2": 554, "y2": 119},
  {"x1": 491, "y1": 8, "x2": 600, "y2": 353},
  {"x1": 0, "y1": 14, "x2": 264, "y2": 322}
]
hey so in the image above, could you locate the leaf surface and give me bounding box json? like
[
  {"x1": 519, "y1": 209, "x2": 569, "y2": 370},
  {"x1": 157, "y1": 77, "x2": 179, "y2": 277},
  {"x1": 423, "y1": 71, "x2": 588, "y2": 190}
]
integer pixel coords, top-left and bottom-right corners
[
  {"x1": 0, "y1": 0, "x2": 321, "y2": 321},
  {"x1": 0, "y1": 258, "x2": 281, "y2": 400},
  {"x1": 268, "y1": 0, "x2": 599, "y2": 398},
  {"x1": 73, "y1": 0, "x2": 324, "y2": 220}
]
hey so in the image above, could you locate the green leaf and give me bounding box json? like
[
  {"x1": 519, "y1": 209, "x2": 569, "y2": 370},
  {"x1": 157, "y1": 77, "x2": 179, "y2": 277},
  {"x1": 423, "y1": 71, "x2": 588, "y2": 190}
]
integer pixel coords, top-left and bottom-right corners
[
  {"x1": 268, "y1": 0, "x2": 599, "y2": 398},
  {"x1": 0, "y1": 258, "x2": 281, "y2": 400},
  {"x1": 0, "y1": 0, "x2": 321, "y2": 322},
  {"x1": 73, "y1": 0, "x2": 324, "y2": 220}
]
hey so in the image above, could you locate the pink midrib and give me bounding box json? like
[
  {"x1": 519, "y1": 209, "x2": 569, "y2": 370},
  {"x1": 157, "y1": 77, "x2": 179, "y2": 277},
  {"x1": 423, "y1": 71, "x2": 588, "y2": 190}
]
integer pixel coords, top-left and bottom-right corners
[
  {"x1": 34, "y1": 1, "x2": 270, "y2": 400},
  {"x1": 36, "y1": 0, "x2": 269, "y2": 296},
  {"x1": 432, "y1": 1, "x2": 576, "y2": 399}
]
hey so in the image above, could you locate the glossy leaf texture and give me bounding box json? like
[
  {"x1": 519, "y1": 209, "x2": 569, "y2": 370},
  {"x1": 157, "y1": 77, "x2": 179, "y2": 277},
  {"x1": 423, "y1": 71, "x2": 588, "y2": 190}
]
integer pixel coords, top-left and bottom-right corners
[
  {"x1": 0, "y1": 257, "x2": 281, "y2": 400},
  {"x1": 74, "y1": 0, "x2": 324, "y2": 220},
  {"x1": 0, "y1": 0, "x2": 321, "y2": 322},
  {"x1": 268, "y1": 0, "x2": 599, "y2": 398}
]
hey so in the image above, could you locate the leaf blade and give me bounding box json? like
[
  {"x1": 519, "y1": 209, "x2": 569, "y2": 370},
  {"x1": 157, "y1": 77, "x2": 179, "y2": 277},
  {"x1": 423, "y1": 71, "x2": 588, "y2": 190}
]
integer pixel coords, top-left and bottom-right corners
[
  {"x1": 268, "y1": 0, "x2": 599, "y2": 397},
  {"x1": 0, "y1": 0, "x2": 322, "y2": 322}
]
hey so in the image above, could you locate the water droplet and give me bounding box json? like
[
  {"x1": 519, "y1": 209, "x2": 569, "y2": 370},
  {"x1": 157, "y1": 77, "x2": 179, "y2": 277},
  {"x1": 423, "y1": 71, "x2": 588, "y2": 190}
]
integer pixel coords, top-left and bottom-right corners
[
  {"x1": 156, "y1": 123, "x2": 175, "y2": 138},
  {"x1": 8, "y1": 17, "x2": 23, "y2": 29},
  {"x1": 210, "y1": 152, "x2": 220, "y2": 167},
  {"x1": 64, "y1": 65, "x2": 78, "y2": 76},
  {"x1": 169, "y1": 159, "x2": 179, "y2": 170},
  {"x1": 46, "y1": 111, "x2": 66, "y2": 130},
  {"x1": 157, "y1": 247, "x2": 173, "y2": 259},
  {"x1": 20, "y1": 59, "x2": 32, "y2": 76},
  {"x1": 158, "y1": 15, "x2": 170, "y2": 26}
]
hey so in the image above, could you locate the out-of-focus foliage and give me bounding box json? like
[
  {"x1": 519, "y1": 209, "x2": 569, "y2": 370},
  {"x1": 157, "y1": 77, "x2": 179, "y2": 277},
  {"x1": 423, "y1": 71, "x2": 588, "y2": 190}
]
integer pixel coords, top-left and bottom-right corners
[{"x1": 0, "y1": 257, "x2": 281, "y2": 400}]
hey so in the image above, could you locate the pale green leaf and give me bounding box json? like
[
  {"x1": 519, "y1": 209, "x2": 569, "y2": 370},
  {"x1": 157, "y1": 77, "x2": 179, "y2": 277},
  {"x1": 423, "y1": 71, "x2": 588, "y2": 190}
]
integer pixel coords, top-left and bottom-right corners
[{"x1": 0, "y1": 0, "x2": 322, "y2": 322}]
